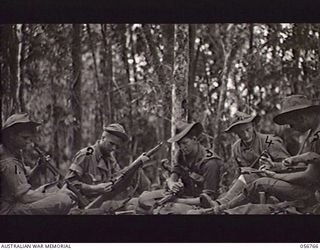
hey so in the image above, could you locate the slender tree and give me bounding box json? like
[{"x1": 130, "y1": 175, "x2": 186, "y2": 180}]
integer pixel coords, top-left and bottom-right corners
[
  {"x1": 171, "y1": 24, "x2": 189, "y2": 162},
  {"x1": 70, "y1": 24, "x2": 82, "y2": 156}
]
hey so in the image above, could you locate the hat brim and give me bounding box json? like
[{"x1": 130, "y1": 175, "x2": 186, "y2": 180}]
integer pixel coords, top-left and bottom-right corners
[
  {"x1": 1, "y1": 121, "x2": 41, "y2": 134},
  {"x1": 273, "y1": 104, "x2": 320, "y2": 125},
  {"x1": 107, "y1": 130, "x2": 129, "y2": 142},
  {"x1": 167, "y1": 122, "x2": 203, "y2": 143},
  {"x1": 224, "y1": 115, "x2": 260, "y2": 133}
]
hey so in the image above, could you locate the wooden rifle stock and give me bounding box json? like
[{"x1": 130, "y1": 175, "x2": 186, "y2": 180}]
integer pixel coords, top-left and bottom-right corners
[
  {"x1": 85, "y1": 142, "x2": 163, "y2": 209},
  {"x1": 33, "y1": 144, "x2": 90, "y2": 208}
]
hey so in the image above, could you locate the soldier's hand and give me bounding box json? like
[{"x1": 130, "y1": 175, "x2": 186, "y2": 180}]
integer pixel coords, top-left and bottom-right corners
[
  {"x1": 140, "y1": 154, "x2": 150, "y2": 164},
  {"x1": 35, "y1": 185, "x2": 46, "y2": 193},
  {"x1": 282, "y1": 157, "x2": 294, "y2": 167},
  {"x1": 169, "y1": 181, "x2": 184, "y2": 193},
  {"x1": 262, "y1": 169, "x2": 276, "y2": 178},
  {"x1": 59, "y1": 184, "x2": 77, "y2": 200},
  {"x1": 259, "y1": 155, "x2": 274, "y2": 169},
  {"x1": 95, "y1": 182, "x2": 112, "y2": 192}
]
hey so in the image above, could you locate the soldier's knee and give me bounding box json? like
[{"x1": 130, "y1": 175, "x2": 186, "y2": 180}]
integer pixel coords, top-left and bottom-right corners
[
  {"x1": 204, "y1": 161, "x2": 220, "y2": 172},
  {"x1": 53, "y1": 193, "x2": 73, "y2": 214}
]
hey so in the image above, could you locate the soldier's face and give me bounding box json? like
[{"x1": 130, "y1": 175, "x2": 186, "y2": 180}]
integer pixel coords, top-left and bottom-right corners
[
  {"x1": 13, "y1": 131, "x2": 33, "y2": 150},
  {"x1": 284, "y1": 114, "x2": 309, "y2": 133},
  {"x1": 100, "y1": 138, "x2": 119, "y2": 154},
  {"x1": 100, "y1": 132, "x2": 122, "y2": 154},
  {"x1": 233, "y1": 123, "x2": 254, "y2": 143},
  {"x1": 177, "y1": 137, "x2": 197, "y2": 155}
]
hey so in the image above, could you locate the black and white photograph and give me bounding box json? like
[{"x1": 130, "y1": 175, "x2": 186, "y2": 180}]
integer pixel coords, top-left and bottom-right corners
[
  {"x1": 2, "y1": 22, "x2": 320, "y2": 244},
  {"x1": 1, "y1": 23, "x2": 320, "y2": 216}
]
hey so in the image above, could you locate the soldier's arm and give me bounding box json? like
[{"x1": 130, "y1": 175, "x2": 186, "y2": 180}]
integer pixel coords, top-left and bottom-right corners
[
  {"x1": 167, "y1": 172, "x2": 183, "y2": 193},
  {"x1": 1, "y1": 160, "x2": 48, "y2": 203},
  {"x1": 66, "y1": 169, "x2": 112, "y2": 195},
  {"x1": 270, "y1": 165, "x2": 317, "y2": 185},
  {"x1": 19, "y1": 189, "x2": 48, "y2": 203},
  {"x1": 78, "y1": 182, "x2": 112, "y2": 195},
  {"x1": 283, "y1": 152, "x2": 320, "y2": 166},
  {"x1": 260, "y1": 135, "x2": 292, "y2": 171},
  {"x1": 268, "y1": 152, "x2": 320, "y2": 183},
  {"x1": 267, "y1": 135, "x2": 291, "y2": 161}
]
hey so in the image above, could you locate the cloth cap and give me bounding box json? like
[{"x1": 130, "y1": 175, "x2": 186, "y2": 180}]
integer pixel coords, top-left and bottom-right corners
[
  {"x1": 273, "y1": 95, "x2": 320, "y2": 125},
  {"x1": 103, "y1": 123, "x2": 129, "y2": 142},
  {"x1": 224, "y1": 111, "x2": 260, "y2": 133},
  {"x1": 167, "y1": 121, "x2": 203, "y2": 143}
]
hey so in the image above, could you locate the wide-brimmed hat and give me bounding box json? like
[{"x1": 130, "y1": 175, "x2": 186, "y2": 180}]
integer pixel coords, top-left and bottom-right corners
[
  {"x1": 273, "y1": 95, "x2": 320, "y2": 125},
  {"x1": 103, "y1": 123, "x2": 129, "y2": 142},
  {"x1": 2, "y1": 113, "x2": 41, "y2": 134},
  {"x1": 167, "y1": 121, "x2": 203, "y2": 143},
  {"x1": 224, "y1": 111, "x2": 260, "y2": 133}
]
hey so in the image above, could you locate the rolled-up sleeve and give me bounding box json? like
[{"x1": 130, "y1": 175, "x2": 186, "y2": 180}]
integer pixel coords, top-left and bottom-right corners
[{"x1": 67, "y1": 151, "x2": 88, "y2": 178}]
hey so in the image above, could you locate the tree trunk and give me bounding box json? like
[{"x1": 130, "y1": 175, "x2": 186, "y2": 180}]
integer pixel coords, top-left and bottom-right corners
[
  {"x1": 119, "y1": 24, "x2": 133, "y2": 161},
  {"x1": 188, "y1": 24, "x2": 197, "y2": 122},
  {"x1": 2, "y1": 25, "x2": 20, "y2": 115},
  {"x1": 70, "y1": 24, "x2": 82, "y2": 156},
  {"x1": 51, "y1": 76, "x2": 60, "y2": 169},
  {"x1": 101, "y1": 24, "x2": 114, "y2": 124},
  {"x1": 162, "y1": 24, "x2": 174, "y2": 163},
  {"x1": 15, "y1": 24, "x2": 25, "y2": 113},
  {"x1": 0, "y1": 25, "x2": 4, "y2": 127},
  {"x1": 171, "y1": 24, "x2": 189, "y2": 163},
  {"x1": 87, "y1": 24, "x2": 103, "y2": 139},
  {"x1": 247, "y1": 23, "x2": 254, "y2": 109},
  {"x1": 213, "y1": 24, "x2": 239, "y2": 155}
]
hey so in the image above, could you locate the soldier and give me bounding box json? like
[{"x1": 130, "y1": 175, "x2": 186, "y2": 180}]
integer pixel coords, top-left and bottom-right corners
[
  {"x1": 243, "y1": 95, "x2": 320, "y2": 211},
  {"x1": 65, "y1": 123, "x2": 142, "y2": 213},
  {"x1": 191, "y1": 111, "x2": 291, "y2": 213},
  {"x1": 0, "y1": 113, "x2": 74, "y2": 215},
  {"x1": 203, "y1": 95, "x2": 320, "y2": 214},
  {"x1": 137, "y1": 121, "x2": 223, "y2": 214}
]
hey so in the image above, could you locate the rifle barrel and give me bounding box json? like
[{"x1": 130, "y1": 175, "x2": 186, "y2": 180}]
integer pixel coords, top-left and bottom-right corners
[{"x1": 85, "y1": 142, "x2": 164, "y2": 209}]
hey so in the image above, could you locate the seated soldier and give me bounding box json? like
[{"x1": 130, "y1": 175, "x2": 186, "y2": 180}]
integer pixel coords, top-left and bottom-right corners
[
  {"x1": 65, "y1": 123, "x2": 147, "y2": 213},
  {"x1": 199, "y1": 111, "x2": 291, "y2": 210},
  {"x1": 136, "y1": 121, "x2": 223, "y2": 214},
  {"x1": 244, "y1": 95, "x2": 320, "y2": 212},
  {"x1": 203, "y1": 95, "x2": 320, "y2": 215},
  {"x1": 0, "y1": 113, "x2": 74, "y2": 215}
]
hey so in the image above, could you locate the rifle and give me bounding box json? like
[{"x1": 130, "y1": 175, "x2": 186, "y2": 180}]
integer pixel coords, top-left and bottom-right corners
[
  {"x1": 85, "y1": 142, "x2": 163, "y2": 209},
  {"x1": 241, "y1": 164, "x2": 308, "y2": 175},
  {"x1": 154, "y1": 190, "x2": 177, "y2": 208},
  {"x1": 247, "y1": 148, "x2": 270, "y2": 169},
  {"x1": 32, "y1": 143, "x2": 90, "y2": 208}
]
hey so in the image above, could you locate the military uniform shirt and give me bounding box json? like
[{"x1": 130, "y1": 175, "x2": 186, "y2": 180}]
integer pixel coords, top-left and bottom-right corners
[
  {"x1": 66, "y1": 143, "x2": 121, "y2": 185},
  {"x1": 232, "y1": 132, "x2": 291, "y2": 169},
  {"x1": 300, "y1": 123, "x2": 320, "y2": 187},
  {"x1": 0, "y1": 146, "x2": 32, "y2": 214},
  {"x1": 172, "y1": 145, "x2": 222, "y2": 198}
]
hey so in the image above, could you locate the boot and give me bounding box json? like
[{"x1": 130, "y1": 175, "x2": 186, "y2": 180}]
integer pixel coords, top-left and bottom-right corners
[
  {"x1": 225, "y1": 193, "x2": 249, "y2": 210},
  {"x1": 217, "y1": 179, "x2": 246, "y2": 205},
  {"x1": 200, "y1": 193, "x2": 219, "y2": 208}
]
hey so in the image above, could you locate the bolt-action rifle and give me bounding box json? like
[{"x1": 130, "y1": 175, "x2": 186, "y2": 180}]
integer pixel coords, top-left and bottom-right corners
[
  {"x1": 85, "y1": 142, "x2": 163, "y2": 209},
  {"x1": 32, "y1": 143, "x2": 90, "y2": 208}
]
